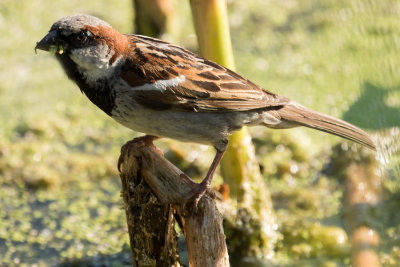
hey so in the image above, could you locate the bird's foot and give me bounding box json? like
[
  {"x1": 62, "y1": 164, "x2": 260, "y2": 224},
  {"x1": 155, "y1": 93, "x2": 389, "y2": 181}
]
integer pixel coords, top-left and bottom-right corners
[
  {"x1": 118, "y1": 135, "x2": 160, "y2": 172},
  {"x1": 179, "y1": 174, "x2": 216, "y2": 216}
]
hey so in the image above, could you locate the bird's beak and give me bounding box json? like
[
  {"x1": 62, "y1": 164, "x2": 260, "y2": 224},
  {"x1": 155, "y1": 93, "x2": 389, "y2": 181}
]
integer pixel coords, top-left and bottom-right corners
[{"x1": 35, "y1": 30, "x2": 65, "y2": 55}]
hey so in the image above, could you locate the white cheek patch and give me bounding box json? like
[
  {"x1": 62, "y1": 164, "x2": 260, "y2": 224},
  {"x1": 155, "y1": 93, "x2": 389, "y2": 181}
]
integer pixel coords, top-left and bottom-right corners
[
  {"x1": 133, "y1": 75, "x2": 186, "y2": 92},
  {"x1": 70, "y1": 43, "x2": 122, "y2": 82},
  {"x1": 70, "y1": 44, "x2": 112, "y2": 68}
]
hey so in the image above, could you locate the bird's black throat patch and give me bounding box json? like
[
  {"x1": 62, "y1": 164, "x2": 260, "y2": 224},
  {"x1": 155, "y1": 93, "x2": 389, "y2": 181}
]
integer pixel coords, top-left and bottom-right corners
[{"x1": 55, "y1": 53, "x2": 116, "y2": 116}]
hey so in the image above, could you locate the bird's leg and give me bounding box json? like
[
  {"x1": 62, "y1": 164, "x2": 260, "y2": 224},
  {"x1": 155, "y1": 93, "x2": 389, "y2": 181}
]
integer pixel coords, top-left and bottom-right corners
[
  {"x1": 118, "y1": 135, "x2": 160, "y2": 171},
  {"x1": 180, "y1": 148, "x2": 226, "y2": 215}
]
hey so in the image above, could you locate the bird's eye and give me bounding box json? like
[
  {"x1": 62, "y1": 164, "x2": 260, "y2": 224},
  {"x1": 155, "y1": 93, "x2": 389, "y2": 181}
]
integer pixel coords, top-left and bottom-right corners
[
  {"x1": 76, "y1": 32, "x2": 85, "y2": 41},
  {"x1": 77, "y1": 31, "x2": 88, "y2": 42},
  {"x1": 69, "y1": 30, "x2": 93, "y2": 46}
]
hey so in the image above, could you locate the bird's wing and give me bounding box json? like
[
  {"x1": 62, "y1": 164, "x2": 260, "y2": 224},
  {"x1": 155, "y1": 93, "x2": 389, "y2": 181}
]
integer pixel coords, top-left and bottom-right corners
[{"x1": 121, "y1": 35, "x2": 289, "y2": 112}]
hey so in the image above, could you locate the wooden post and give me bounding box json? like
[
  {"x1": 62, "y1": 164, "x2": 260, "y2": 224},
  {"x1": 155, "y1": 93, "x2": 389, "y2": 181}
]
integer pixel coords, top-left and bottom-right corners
[{"x1": 119, "y1": 142, "x2": 229, "y2": 267}]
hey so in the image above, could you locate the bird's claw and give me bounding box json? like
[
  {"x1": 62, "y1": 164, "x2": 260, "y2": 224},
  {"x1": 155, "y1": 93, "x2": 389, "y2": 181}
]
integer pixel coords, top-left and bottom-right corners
[
  {"x1": 118, "y1": 135, "x2": 159, "y2": 172},
  {"x1": 118, "y1": 139, "x2": 144, "y2": 172},
  {"x1": 179, "y1": 176, "x2": 216, "y2": 217}
]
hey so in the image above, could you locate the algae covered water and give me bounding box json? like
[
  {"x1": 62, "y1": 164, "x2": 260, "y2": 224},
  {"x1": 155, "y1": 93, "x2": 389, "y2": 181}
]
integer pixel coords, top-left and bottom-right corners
[{"x1": 0, "y1": 0, "x2": 399, "y2": 266}]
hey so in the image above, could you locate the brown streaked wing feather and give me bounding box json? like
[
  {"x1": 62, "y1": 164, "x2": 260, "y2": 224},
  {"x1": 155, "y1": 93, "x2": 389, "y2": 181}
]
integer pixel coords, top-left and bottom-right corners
[{"x1": 125, "y1": 34, "x2": 290, "y2": 111}]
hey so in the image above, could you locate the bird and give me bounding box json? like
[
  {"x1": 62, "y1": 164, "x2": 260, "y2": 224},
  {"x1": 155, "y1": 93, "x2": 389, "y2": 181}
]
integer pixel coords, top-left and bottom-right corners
[{"x1": 35, "y1": 14, "x2": 375, "y2": 209}]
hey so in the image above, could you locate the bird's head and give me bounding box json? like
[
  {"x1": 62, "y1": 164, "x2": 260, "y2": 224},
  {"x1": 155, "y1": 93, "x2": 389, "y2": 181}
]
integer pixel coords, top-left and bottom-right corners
[{"x1": 36, "y1": 14, "x2": 129, "y2": 81}]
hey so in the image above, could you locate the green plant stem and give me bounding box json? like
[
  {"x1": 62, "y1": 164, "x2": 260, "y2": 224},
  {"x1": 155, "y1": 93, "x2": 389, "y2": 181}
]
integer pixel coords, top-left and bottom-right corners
[
  {"x1": 190, "y1": 0, "x2": 278, "y2": 258},
  {"x1": 190, "y1": 0, "x2": 266, "y2": 203}
]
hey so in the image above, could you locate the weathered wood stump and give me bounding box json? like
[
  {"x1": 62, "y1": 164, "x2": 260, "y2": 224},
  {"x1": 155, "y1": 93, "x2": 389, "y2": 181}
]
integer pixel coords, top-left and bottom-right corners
[{"x1": 119, "y1": 142, "x2": 229, "y2": 267}]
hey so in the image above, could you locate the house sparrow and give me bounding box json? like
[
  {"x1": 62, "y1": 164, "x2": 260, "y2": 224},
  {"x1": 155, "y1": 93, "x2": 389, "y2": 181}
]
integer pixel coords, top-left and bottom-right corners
[{"x1": 36, "y1": 14, "x2": 375, "y2": 207}]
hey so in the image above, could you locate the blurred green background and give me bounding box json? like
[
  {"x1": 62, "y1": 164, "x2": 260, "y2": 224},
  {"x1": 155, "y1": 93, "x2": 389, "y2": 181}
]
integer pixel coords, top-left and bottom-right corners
[{"x1": 0, "y1": 0, "x2": 399, "y2": 266}]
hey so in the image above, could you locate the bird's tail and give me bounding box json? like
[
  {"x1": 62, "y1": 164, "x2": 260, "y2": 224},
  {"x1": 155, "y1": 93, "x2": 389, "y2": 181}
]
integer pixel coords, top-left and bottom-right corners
[{"x1": 276, "y1": 102, "x2": 376, "y2": 150}]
